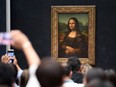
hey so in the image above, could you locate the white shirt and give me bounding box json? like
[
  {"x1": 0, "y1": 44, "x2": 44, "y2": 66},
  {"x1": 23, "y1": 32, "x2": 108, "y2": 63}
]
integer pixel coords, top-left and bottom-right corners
[
  {"x1": 26, "y1": 64, "x2": 41, "y2": 87},
  {"x1": 62, "y1": 79, "x2": 84, "y2": 87}
]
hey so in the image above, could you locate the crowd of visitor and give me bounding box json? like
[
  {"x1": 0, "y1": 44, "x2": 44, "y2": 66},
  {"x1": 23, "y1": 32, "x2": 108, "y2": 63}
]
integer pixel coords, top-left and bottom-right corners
[{"x1": 0, "y1": 30, "x2": 116, "y2": 87}]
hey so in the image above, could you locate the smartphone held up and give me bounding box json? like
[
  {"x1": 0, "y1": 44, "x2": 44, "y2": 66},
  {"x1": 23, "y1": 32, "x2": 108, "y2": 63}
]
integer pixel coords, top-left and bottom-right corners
[
  {"x1": 7, "y1": 49, "x2": 14, "y2": 63},
  {"x1": 0, "y1": 32, "x2": 12, "y2": 45}
]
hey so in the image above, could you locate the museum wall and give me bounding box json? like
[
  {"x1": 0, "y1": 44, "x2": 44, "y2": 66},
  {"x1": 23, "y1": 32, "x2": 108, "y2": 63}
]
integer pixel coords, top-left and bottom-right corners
[
  {"x1": 0, "y1": 0, "x2": 116, "y2": 69},
  {"x1": 0, "y1": 0, "x2": 6, "y2": 58}
]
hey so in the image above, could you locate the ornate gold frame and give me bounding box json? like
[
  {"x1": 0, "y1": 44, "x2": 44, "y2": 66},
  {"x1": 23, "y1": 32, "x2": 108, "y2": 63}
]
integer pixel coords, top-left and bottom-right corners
[{"x1": 51, "y1": 6, "x2": 96, "y2": 65}]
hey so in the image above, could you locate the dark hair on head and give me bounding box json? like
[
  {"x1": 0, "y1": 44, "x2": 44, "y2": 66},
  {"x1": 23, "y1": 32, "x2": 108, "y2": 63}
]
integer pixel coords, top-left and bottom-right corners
[
  {"x1": 0, "y1": 63, "x2": 15, "y2": 87},
  {"x1": 62, "y1": 63, "x2": 72, "y2": 76},
  {"x1": 105, "y1": 69, "x2": 116, "y2": 87},
  {"x1": 36, "y1": 57, "x2": 64, "y2": 87},
  {"x1": 85, "y1": 67, "x2": 106, "y2": 83},
  {"x1": 9, "y1": 64, "x2": 18, "y2": 80},
  {"x1": 67, "y1": 56, "x2": 81, "y2": 72},
  {"x1": 9, "y1": 63, "x2": 19, "y2": 85},
  {"x1": 68, "y1": 17, "x2": 81, "y2": 34},
  {"x1": 86, "y1": 79, "x2": 114, "y2": 87}
]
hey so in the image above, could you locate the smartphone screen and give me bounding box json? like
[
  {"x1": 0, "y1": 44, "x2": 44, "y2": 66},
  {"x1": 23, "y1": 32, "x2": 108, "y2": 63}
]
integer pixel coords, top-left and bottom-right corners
[
  {"x1": 7, "y1": 49, "x2": 14, "y2": 63},
  {"x1": 7, "y1": 52, "x2": 14, "y2": 57}
]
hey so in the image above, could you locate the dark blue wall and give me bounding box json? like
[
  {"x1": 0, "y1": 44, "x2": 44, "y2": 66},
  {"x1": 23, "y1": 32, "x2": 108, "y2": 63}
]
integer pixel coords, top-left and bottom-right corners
[
  {"x1": 1, "y1": 0, "x2": 116, "y2": 69},
  {"x1": 0, "y1": 0, "x2": 6, "y2": 57}
]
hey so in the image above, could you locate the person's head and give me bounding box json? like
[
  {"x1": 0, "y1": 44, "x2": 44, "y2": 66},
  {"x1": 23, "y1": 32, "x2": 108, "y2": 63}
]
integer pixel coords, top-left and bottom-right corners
[
  {"x1": 68, "y1": 17, "x2": 80, "y2": 32},
  {"x1": 36, "y1": 57, "x2": 64, "y2": 87},
  {"x1": 9, "y1": 64, "x2": 18, "y2": 80},
  {"x1": 61, "y1": 63, "x2": 72, "y2": 79},
  {"x1": 104, "y1": 69, "x2": 116, "y2": 87},
  {"x1": 86, "y1": 79, "x2": 114, "y2": 87},
  {"x1": 67, "y1": 56, "x2": 81, "y2": 72},
  {"x1": 83, "y1": 67, "x2": 106, "y2": 85},
  {"x1": 81, "y1": 63, "x2": 92, "y2": 75},
  {"x1": 0, "y1": 63, "x2": 15, "y2": 87}
]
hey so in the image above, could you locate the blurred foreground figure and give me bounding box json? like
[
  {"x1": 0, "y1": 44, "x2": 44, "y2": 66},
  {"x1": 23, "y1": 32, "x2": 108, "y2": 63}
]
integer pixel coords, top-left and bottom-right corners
[
  {"x1": 105, "y1": 69, "x2": 116, "y2": 87},
  {"x1": 83, "y1": 67, "x2": 106, "y2": 86},
  {"x1": 10, "y1": 30, "x2": 64, "y2": 87},
  {"x1": 10, "y1": 30, "x2": 41, "y2": 87},
  {"x1": 36, "y1": 58, "x2": 64, "y2": 87},
  {"x1": 0, "y1": 63, "x2": 15, "y2": 87}
]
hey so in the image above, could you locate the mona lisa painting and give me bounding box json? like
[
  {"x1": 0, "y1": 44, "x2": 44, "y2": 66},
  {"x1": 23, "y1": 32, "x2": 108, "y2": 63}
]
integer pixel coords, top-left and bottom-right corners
[{"x1": 51, "y1": 6, "x2": 96, "y2": 65}]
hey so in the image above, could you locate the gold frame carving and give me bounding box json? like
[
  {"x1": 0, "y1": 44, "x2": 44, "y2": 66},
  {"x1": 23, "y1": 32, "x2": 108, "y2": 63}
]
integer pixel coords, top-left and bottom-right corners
[{"x1": 51, "y1": 6, "x2": 96, "y2": 65}]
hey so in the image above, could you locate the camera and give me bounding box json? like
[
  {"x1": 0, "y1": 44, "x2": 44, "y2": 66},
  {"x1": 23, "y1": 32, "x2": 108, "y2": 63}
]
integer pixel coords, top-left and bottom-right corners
[{"x1": 0, "y1": 32, "x2": 11, "y2": 45}]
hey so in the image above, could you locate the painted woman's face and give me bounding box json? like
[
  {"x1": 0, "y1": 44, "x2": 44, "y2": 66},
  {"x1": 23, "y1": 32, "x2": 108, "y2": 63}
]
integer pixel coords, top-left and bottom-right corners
[{"x1": 69, "y1": 19, "x2": 76, "y2": 30}]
